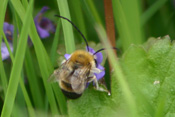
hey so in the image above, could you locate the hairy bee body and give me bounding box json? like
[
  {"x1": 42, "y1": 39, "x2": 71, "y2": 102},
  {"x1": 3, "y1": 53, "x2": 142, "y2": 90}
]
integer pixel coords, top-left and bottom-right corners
[{"x1": 50, "y1": 50, "x2": 101, "y2": 99}]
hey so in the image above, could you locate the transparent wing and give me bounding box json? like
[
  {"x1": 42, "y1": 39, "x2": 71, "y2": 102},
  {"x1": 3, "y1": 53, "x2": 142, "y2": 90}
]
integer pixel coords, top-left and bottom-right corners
[
  {"x1": 70, "y1": 66, "x2": 90, "y2": 94},
  {"x1": 48, "y1": 60, "x2": 72, "y2": 82},
  {"x1": 48, "y1": 69, "x2": 61, "y2": 82}
]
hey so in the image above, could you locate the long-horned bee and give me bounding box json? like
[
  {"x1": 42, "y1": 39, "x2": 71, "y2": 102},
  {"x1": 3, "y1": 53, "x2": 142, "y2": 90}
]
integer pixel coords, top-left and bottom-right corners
[{"x1": 49, "y1": 15, "x2": 118, "y2": 99}]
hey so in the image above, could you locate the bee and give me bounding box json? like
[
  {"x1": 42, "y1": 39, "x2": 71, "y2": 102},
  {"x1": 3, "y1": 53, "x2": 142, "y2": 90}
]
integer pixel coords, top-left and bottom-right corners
[{"x1": 50, "y1": 15, "x2": 118, "y2": 99}]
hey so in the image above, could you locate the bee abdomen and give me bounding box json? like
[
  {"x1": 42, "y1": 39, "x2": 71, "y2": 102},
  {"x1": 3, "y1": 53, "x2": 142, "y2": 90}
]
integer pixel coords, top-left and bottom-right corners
[
  {"x1": 61, "y1": 89, "x2": 82, "y2": 99},
  {"x1": 60, "y1": 81, "x2": 82, "y2": 99}
]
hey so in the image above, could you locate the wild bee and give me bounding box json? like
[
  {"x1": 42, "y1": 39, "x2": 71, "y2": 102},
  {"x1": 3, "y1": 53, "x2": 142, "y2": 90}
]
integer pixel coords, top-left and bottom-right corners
[{"x1": 49, "y1": 16, "x2": 118, "y2": 99}]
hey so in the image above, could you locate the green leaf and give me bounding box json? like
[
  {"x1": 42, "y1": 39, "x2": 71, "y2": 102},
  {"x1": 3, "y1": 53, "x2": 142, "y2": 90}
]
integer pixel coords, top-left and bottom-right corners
[{"x1": 121, "y1": 36, "x2": 175, "y2": 116}]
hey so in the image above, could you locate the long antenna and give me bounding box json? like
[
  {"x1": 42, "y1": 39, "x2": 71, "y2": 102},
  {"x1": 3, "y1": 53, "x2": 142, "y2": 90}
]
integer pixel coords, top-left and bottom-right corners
[
  {"x1": 93, "y1": 47, "x2": 119, "y2": 55},
  {"x1": 55, "y1": 15, "x2": 89, "y2": 52}
]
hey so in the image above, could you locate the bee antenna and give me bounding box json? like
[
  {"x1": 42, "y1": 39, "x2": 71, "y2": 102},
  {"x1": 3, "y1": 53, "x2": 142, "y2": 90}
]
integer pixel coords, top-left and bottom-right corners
[
  {"x1": 93, "y1": 47, "x2": 119, "y2": 55},
  {"x1": 55, "y1": 15, "x2": 89, "y2": 52}
]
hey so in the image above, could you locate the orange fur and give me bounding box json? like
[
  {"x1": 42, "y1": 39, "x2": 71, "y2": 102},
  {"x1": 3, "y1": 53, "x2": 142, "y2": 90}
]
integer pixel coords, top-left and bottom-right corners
[{"x1": 70, "y1": 50, "x2": 94, "y2": 66}]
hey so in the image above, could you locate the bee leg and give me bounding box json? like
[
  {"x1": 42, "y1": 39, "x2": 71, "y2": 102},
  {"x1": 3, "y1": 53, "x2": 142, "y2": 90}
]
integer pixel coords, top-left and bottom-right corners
[
  {"x1": 87, "y1": 76, "x2": 101, "y2": 91},
  {"x1": 88, "y1": 76, "x2": 111, "y2": 95},
  {"x1": 92, "y1": 76, "x2": 99, "y2": 90}
]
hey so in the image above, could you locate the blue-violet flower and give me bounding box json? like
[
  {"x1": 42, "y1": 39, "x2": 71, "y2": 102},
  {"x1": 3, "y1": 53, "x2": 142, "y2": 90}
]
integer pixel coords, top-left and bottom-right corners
[
  {"x1": 3, "y1": 22, "x2": 14, "y2": 42},
  {"x1": 1, "y1": 22, "x2": 14, "y2": 60},
  {"x1": 34, "y1": 6, "x2": 55, "y2": 39}
]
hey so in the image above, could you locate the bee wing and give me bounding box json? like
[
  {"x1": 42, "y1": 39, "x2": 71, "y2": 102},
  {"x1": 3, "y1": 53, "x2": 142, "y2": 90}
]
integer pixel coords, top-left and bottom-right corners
[
  {"x1": 70, "y1": 66, "x2": 90, "y2": 94},
  {"x1": 48, "y1": 69, "x2": 61, "y2": 82},
  {"x1": 48, "y1": 60, "x2": 72, "y2": 82}
]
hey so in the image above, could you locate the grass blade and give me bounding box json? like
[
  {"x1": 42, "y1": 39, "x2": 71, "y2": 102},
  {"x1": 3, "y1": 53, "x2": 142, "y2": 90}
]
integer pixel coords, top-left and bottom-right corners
[
  {"x1": 1, "y1": 0, "x2": 34, "y2": 116},
  {"x1": 112, "y1": 0, "x2": 132, "y2": 51},
  {"x1": 0, "y1": 0, "x2": 9, "y2": 97},
  {"x1": 68, "y1": 0, "x2": 87, "y2": 39},
  {"x1": 0, "y1": 0, "x2": 8, "y2": 32},
  {"x1": 141, "y1": 0, "x2": 168, "y2": 26},
  {"x1": 121, "y1": 0, "x2": 143, "y2": 44},
  {"x1": 10, "y1": 0, "x2": 60, "y2": 114},
  {"x1": 2, "y1": 16, "x2": 36, "y2": 117},
  {"x1": 24, "y1": 48, "x2": 44, "y2": 109},
  {"x1": 112, "y1": 0, "x2": 143, "y2": 50},
  {"x1": 86, "y1": 0, "x2": 103, "y2": 26},
  {"x1": 57, "y1": 0, "x2": 75, "y2": 53},
  {"x1": 50, "y1": 20, "x2": 61, "y2": 64},
  {"x1": 49, "y1": 20, "x2": 68, "y2": 114},
  {"x1": 95, "y1": 24, "x2": 138, "y2": 117}
]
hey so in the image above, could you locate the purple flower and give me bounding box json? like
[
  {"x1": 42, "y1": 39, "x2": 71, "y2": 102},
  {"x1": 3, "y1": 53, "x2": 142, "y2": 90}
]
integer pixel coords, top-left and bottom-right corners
[
  {"x1": 87, "y1": 47, "x2": 105, "y2": 80},
  {"x1": 1, "y1": 22, "x2": 14, "y2": 61},
  {"x1": 64, "y1": 47, "x2": 105, "y2": 81},
  {"x1": 34, "y1": 6, "x2": 55, "y2": 39},
  {"x1": 3, "y1": 22, "x2": 14, "y2": 42},
  {"x1": 1, "y1": 42, "x2": 13, "y2": 61}
]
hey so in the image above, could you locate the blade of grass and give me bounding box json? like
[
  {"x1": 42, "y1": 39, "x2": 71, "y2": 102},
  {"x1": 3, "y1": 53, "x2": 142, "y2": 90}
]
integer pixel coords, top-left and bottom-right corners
[
  {"x1": 0, "y1": 0, "x2": 9, "y2": 97},
  {"x1": 24, "y1": 48, "x2": 44, "y2": 109},
  {"x1": 2, "y1": 35, "x2": 27, "y2": 117},
  {"x1": 52, "y1": 84, "x2": 67, "y2": 114},
  {"x1": 50, "y1": 20, "x2": 61, "y2": 64},
  {"x1": 121, "y1": 0, "x2": 144, "y2": 44},
  {"x1": 141, "y1": 0, "x2": 168, "y2": 26},
  {"x1": 0, "y1": 0, "x2": 8, "y2": 33},
  {"x1": 57, "y1": 0, "x2": 75, "y2": 53},
  {"x1": 50, "y1": 20, "x2": 68, "y2": 115},
  {"x1": 9, "y1": 2, "x2": 22, "y2": 55},
  {"x1": 19, "y1": 79, "x2": 35, "y2": 117},
  {"x1": 2, "y1": 32, "x2": 35, "y2": 117},
  {"x1": 95, "y1": 24, "x2": 138, "y2": 117},
  {"x1": 86, "y1": 0, "x2": 103, "y2": 26},
  {"x1": 10, "y1": 0, "x2": 60, "y2": 114},
  {"x1": 81, "y1": 0, "x2": 96, "y2": 25},
  {"x1": 12, "y1": 103, "x2": 28, "y2": 117},
  {"x1": 1, "y1": 0, "x2": 34, "y2": 116},
  {"x1": 29, "y1": 18, "x2": 59, "y2": 115},
  {"x1": 11, "y1": 0, "x2": 44, "y2": 109},
  {"x1": 68, "y1": 0, "x2": 87, "y2": 39},
  {"x1": 2, "y1": 19, "x2": 36, "y2": 117},
  {"x1": 50, "y1": 20, "x2": 68, "y2": 114},
  {"x1": 56, "y1": 0, "x2": 77, "y2": 114},
  {"x1": 112, "y1": 0, "x2": 132, "y2": 51},
  {"x1": 12, "y1": 19, "x2": 18, "y2": 55}
]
